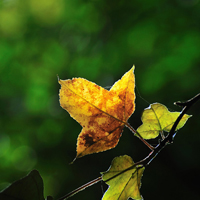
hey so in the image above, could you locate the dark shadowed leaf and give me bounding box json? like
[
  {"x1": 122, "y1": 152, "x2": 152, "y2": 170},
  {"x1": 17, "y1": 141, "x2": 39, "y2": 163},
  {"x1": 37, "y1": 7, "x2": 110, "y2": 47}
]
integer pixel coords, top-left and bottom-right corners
[{"x1": 0, "y1": 170, "x2": 45, "y2": 200}]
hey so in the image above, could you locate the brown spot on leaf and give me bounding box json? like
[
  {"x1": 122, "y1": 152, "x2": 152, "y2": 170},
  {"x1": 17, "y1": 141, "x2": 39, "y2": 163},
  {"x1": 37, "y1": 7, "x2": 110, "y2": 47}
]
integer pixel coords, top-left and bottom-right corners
[
  {"x1": 83, "y1": 133, "x2": 95, "y2": 147},
  {"x1": 59, "y1": 67, "x2": 135, "y2": 158}
]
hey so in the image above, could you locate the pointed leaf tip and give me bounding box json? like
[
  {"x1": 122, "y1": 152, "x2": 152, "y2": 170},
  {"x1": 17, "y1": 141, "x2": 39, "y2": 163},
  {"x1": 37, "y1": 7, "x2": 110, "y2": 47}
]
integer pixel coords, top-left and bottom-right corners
[{"x1": 59, "y1": 67, "x2": 136, "y2": 158}]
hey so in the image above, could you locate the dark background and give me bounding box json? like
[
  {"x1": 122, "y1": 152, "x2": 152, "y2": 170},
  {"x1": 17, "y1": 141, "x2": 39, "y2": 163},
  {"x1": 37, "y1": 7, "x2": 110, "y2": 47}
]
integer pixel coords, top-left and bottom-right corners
[{"x1": 0, "y1": 0, "x2": 200, "y2": 199}]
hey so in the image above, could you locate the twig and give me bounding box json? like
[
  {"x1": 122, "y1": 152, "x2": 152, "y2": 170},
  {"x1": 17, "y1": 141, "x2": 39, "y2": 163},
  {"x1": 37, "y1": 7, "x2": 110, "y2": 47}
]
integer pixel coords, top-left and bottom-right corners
[
  {"x1": 57, "y1": 177, "x2": 102, "y2": 200},
  {"x1": 57, "y1": 93, "x2": 200, "y2": 200},
  {"x1": 125, "y1": 122, "x2": 155, "y2": 150},
  {"x1": 141, "y1": 93, "x2": 200, "y2": 166}
]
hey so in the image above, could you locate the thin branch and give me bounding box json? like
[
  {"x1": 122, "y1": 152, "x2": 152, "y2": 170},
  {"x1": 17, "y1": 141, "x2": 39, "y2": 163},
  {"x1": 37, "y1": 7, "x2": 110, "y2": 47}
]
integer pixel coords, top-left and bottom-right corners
[
  {"x1": 175, "y1": 93, "x2": 200, "y2": 107},
  {"x1": 142, "y1": 93, "x2": 200, "y2": 166},
  {"x1": 125, "y1": 122, "x2": 155, "y2": 150},
  {"x1": 57, "y1": 177, "x2": 102, "y2": 200},
  {"x1": 57, "y1": 93, "x2": 200, "y2": 200},
  {"x1": 168, "y1": 93, "x2": 200, "y2": 143}
]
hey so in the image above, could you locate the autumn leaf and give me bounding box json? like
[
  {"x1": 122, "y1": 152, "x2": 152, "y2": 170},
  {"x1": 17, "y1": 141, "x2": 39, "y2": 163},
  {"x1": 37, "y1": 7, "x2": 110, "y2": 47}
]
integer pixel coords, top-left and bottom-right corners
[
  {"x1": 102, "y1": 155, "x2": 144, "y2": 200},
  {"x1": 137, "y1": 103, "x2": 191, "y2": 139},
  {"x1": 59, "y1": 67, "x2": 135, "y2": 158}
]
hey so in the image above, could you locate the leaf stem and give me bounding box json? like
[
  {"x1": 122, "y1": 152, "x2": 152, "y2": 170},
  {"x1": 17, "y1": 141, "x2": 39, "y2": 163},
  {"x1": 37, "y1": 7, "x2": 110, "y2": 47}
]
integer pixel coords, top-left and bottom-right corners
[
  {"x1": 57, "y1": 93, "x2": 200, "y2": 199},
  {"x1": 57, "y1": 177, "x2": 102, "y2": 200},
  {"x1": 142, "y1": 93, "x2": 200, "y2": 166},
  {"x1": 125, "y1": 122, "x2": 155, "y2": 150}
]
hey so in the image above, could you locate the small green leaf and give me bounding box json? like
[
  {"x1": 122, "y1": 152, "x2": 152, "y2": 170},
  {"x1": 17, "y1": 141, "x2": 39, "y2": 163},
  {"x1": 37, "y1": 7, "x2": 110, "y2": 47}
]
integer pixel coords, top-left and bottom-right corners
[
  {"x1": 0, "y1": 170, "x2": 45, "y2": 200},
  {"x1": 102, "y1": 155, "x2": 144, "y2": 200},
  {"x1": 137, "y1": 103, "x2": 191, "y2": 139}
]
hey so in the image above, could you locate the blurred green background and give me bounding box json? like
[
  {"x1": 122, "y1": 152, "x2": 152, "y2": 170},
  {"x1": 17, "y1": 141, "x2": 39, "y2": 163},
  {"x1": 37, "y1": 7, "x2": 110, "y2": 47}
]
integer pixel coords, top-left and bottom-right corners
[{"x1": 0, "y1": 0, "x2": 200, "y2": 199}]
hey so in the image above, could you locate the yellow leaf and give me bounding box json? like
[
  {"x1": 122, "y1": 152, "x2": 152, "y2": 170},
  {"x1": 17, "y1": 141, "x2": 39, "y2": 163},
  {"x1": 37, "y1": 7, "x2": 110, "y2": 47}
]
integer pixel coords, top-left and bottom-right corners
[
  {"x1": 102, "y1": 155, "x2": 144, "y2": 200},
  {"x1": 137, "y1": 103, "x2": 191, "y2": 139},
  {"x1": 58, "y1": 67, "x2": 135, "y2": 158}
]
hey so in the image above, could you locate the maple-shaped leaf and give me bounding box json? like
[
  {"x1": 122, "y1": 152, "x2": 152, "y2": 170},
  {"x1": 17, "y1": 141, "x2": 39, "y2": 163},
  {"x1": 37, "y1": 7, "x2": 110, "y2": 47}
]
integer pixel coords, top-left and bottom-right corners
[
  {"x1": 59, "y1": 67, "x2": 135, "y2": 158},
  {"x1": 137, "y1": 103, "x2": 191, "y2": 139},
  {"x1": 102, "y1": 155, "x2": 144, "y2": 200}
]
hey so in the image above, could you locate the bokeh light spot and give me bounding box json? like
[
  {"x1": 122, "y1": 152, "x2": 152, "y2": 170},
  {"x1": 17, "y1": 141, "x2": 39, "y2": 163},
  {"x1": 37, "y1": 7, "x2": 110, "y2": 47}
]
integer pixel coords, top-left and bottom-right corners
[
  {"x1": 37, "y1": 119, "x2": 63, "y2": 146},
  {"x1": 0, "y1": 134, "x2": 10, "y2": 157},
  {"x1": 29, "y1": 0, "x2": 64, "y2": 25},
  {"x1": 11, "y1": 146, "x2": 37, "y2": 171},
  {"x1": 0, "y1": 8, "x2": 25, "y2": 37}
]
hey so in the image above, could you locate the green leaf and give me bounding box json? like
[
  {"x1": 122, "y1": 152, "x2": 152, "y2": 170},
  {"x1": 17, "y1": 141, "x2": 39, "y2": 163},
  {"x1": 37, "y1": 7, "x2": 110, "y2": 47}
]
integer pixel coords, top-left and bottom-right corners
[
  {"x1": 102, "y1": 155, "x2": 144, "y2": 200},
  {"x1": 137, "y1": 103, "x2": 191, "y2": 139},
  {"x1": 0, "y1": 170, "x2": 45, "y2": 200}
]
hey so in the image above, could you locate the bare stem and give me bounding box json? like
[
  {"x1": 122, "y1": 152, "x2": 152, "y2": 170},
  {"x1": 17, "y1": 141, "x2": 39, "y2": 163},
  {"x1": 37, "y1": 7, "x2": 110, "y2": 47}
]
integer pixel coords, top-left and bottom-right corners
[
  {"x1": 142, "y1": 93, "x2": 200, "y2": 166},
  {"x1": 125, "y1": 122, "x2": 155, "y2": 150},
  {"x1": 57, "y1": 177, "x2": 102, "y2": 200},
  {"x1": 57, "y1": 93, "x2": 200, "y2": 200}
]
